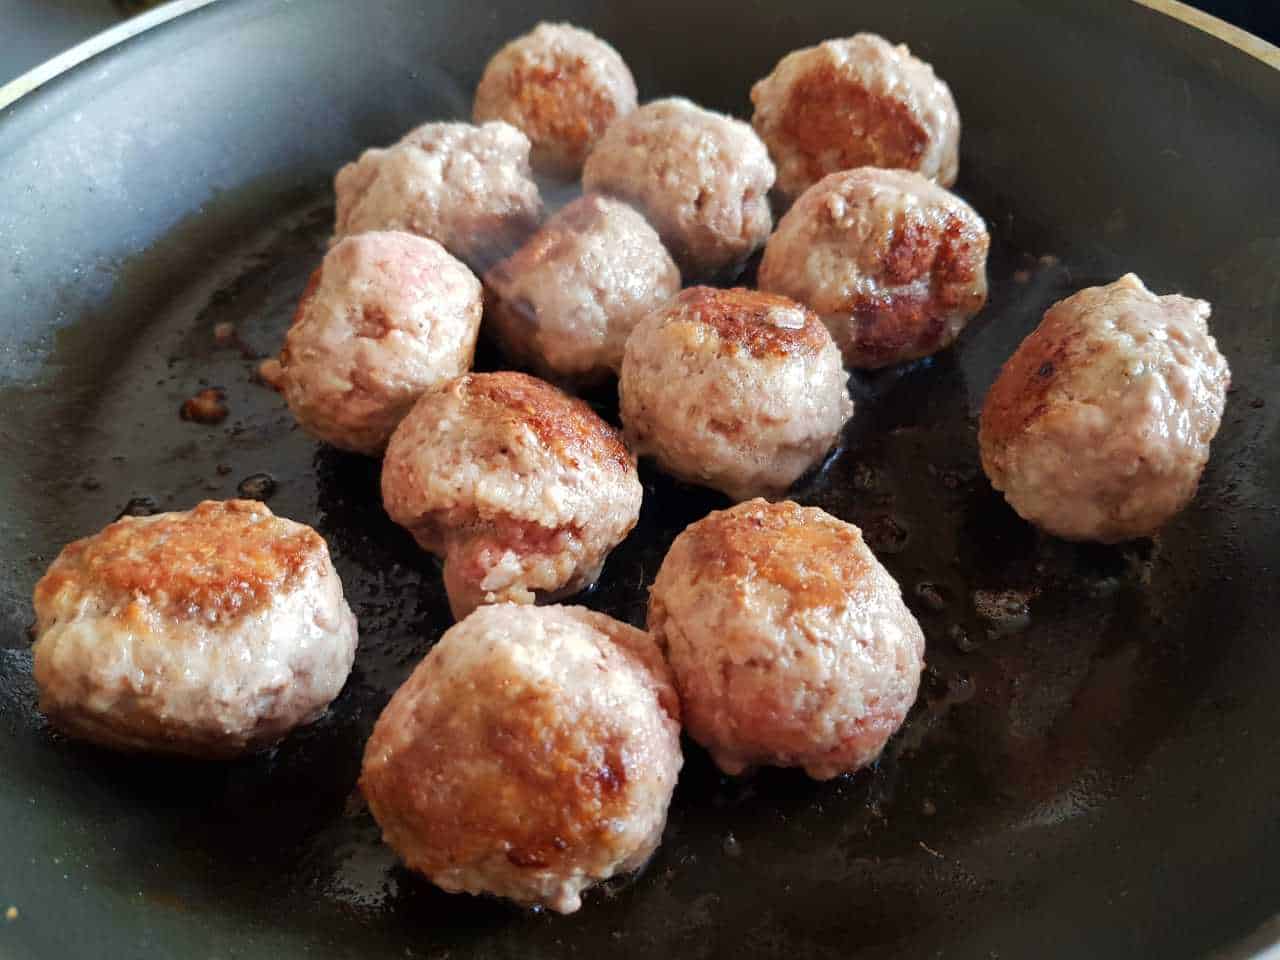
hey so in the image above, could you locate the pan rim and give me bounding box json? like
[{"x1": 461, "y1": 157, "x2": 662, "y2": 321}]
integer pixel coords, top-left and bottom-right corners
[
  {"x1": 0, "y1": 0, "x2": 218, "y2": 111},
  {"x1": 0, "y1": 1, "x2": 1276, "y2": 958},
  {"x1": 0, "y1": 0, "x2": 1277, "y2": 113}
]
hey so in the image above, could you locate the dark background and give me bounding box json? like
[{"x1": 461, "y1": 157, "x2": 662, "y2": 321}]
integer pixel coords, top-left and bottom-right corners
[{"x1": 0, "y1": 0, "x2": 1277, "y2": 88}]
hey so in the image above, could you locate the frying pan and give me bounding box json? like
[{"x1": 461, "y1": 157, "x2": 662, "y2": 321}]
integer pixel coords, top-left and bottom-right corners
[{"x1": 2, "y1": 1, "x2": 1278, "y2": 957}]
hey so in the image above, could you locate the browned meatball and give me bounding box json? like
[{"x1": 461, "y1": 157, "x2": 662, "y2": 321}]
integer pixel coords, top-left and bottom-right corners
[
  {"x1": 980, "y1": 274, "x2": 1230, "y2": 542},
  {"x1": 360, "y1": 603, "x2": 682, "y2": 913},
  {"x1": 648, "y1": 499, "x2": 924, "y2": 780},
  {"x1": 582, "y1": 97, "x2": 775, "y2": 281},
  {"x1": 266, "y1": 231, "x2": 482, "y2": 455},
  {"x1": 758, "y1": 167, "x2": 989, "y2": 369},
  {"x1": 31, "y1": 500, "x2": 358, "y2": 757},
  {"x1": 750, "y1": 33, "x2": 960, "y2": 200},
  {"x1": 619, "y1": 287, "x2": 853, "y2": 501},
  {"x1": 380, "y1": 372, "x2": 643, "y2": 619},
  {"x1": 473, "y1": 22, "x2": 637, "y2": 179},
  {"x1": 333, "y1": 121, "x2": 542, "y2": 272},
  {"x1": 484, "y1": 194, "x2": 681, "y2": 384}
]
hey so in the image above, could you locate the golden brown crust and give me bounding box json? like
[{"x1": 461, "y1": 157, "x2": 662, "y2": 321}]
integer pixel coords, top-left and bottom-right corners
[
  {"x1": 780, "y1": 67, "x2": 927, "y2": 185},
  {"x1": 360, "y1": 651, "x2": 640, "y2": 877},
  {"x1": 761, "y1": 188, "x2": 989, "y2": 369},
  {"x1": 34, "y1": 500, "x2": 325, "y2": 624},
  {"x1": 676, "y1": 499, "x2": 872, "y2": 613},
  {"x1": 501, "y1": 57, "x2": 620, "y2": 172},
  {"x1": 674, "y1": 287, "x2": 829, "y2": 359},
  {"x1": 979, "y1": 300, "x2": 1100, "y2": 448},
  {"x1": 459, "y1": 371, "x2": 631, "y2": 471}
]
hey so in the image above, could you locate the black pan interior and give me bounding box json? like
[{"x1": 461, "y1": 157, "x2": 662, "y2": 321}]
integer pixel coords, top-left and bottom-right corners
[{"x1": 1, "y1": 1, "x2": 1279, "y2": 958}]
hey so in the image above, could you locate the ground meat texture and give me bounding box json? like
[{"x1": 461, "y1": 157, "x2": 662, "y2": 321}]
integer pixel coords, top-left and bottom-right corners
[
  {"x1": 581, "y1": 97, "x2": 775, "y2": 282},
  {"x1": 333, "y1": 121, "x2": 542, "y2": 273},
  {"x1": 648, "y1": 499, "x2": 924, "y2": 780},
  {"x1": 484, "y1": 194, "x2": 680, "y2": 384},
  {"x1": 380, "y1": 371, "x2": 643, "y2": 619},
  {"x1": 271, "y1": 231, "x2": 482, "y2": 455},
  {"x1": 31, "y1": 500, "x2": 358, "y2": 757},
  {"x1": 758, "y1": 167, "x2": 989, "y2": 369},
  {"x1": 619, "y1": 287, "x2": 852, "y2": 502},
  {"x1": 750, "y1": 33, "x2": 960, "y2": 200},
  {"x1": 979, "y1": 274, "x2": 1230, "y2": 543},
  {"x1": 360, "y1": 603, "x2": 681, "y2": 913},
  {"x1": 473, "y1": 22, "x2": 637, "y2": 179}
]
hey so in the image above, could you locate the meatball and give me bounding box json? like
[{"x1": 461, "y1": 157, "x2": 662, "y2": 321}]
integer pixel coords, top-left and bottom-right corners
[
  {"x1": 473, "y1": 22, "x2": 637, "y2": 179},
  {"x1": 648, "y1": 499, "x2": 924, "y2": 780},
  {"x1": 333, "y1": 121, "x2": 542, "y2": 272},
  {"x1": 979, "y1": 273, "x2": 1230, "y2": 543},
  {"x1": 619, "y1": 287, "x2": 852, "y2": 501},
  {"x1": 381, "y1": 371, "x2": 642, "y2": 619},
  {"x1": 31, "y1": 500, "x2": 358, "y2": 757},
  {"x1": 360, "y1": 603, "x2": 681, "y2": 914},
  {"x1": 750, "y1": 33, "x2": 960, "y2": 200},
  {"x1": 267, "y1": 231, "x2": 482, "y2": 455},
  {"x1": 758, "y1": 167, "x2": 989, "y2": 369},
  {"x1": 581, "y1": 97, "x2": 775, "y2": 281},
  {"x1": 484, "y1": 194, "x2": 681, "y2": 384}
]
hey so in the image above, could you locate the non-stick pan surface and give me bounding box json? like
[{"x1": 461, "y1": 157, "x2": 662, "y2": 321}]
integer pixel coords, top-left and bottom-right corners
[{"x1": 2, "y1": 2, "x2": 1278, "y2": 957}]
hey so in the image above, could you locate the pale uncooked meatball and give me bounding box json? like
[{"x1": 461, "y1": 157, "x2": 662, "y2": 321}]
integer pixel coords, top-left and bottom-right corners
[
  {"x1": 619, "y1": 286, "x2": 852, "y2": 501},
  {"x1": 979, "y1": 273, "x2": 1230, "y2": 543},
  {"x1": 473, "y1": 22, "x2": 637, "y2": 179},
  {"x1": 381, "y1": 372, "x2": 642, "y2": 619},
  {"x1": 360, "y1": 603, "x2": 682, "y2": 913},
  {"x1": 484, "y1": 194, "x2": 680, "y2": 384},
  {"x1": 581, "y1": 97, "x2": 775, "y2": 281},
  {"x1": 758, "y1": 167, "x2": 988, "y2": 369},
  {"x1": 266, "y1": 231, "x2": 481, "y2": 455},
  {"x1": 648, "y1": 499, "x2": 924, "y2": 780},
  {"x1": 750, "y1": 33, "x2": 960, "y2": 200},
  {"x1": 31, "y1": 500, "x2": 358, "y2": 757},
  {"x1": 333, "y1": 121, "x2": 542, "y2": 272}
]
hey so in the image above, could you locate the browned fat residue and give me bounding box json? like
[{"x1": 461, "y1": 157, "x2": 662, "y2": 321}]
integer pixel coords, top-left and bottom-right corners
[
  {"x1": 463, "y1": 371, "x2": 632, "y2": 471},
  {"x1": 180, "y1": 387, "x2": 229, "y2": 425},
  {"x1": 34, "y1": 500, "x2": 322, "y2": 622},
  {"x1": 507, "y1": 57, "x2": 620, "y2": 168},
  {"x1": 684, "y1": 500, "x2": 870, "y2": 611},
  {"x1": 780, "y1": 68, "x2": 927, "y2": 186},
  {"x1": 678, "y1": 287, "x2": 828, "y2": 358}
]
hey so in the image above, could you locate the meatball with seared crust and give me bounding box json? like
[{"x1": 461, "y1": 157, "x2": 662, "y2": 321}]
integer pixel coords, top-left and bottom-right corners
[
  {"x1": 267, "y1": 231, "x2": 481, "y2": 455},
  {"x1": 758, "y1": 167, "x2": 988, "y2": 369},
  {"x1": 360, "y1": 603, "x2": 682, "y2": 914},
  {"x1": 648, "y1": 499, "x2": 924, "y2": 780},
  {"x1": 751, "y1": 33, "x2": 960, "y2": 200},
  {"x1": 619, "y1": 287, "x2": 852, "y2": 501},
  {"x1": 582, "y1": 97, "x2": 775, "y2": 281},
  {"x1": 473, "y1": 22, "x2": 637, "y2": 179},
  {"x1": 31, "y1": 500, "x2": 358, "y2": 757},
  {"x1": 484, "y1": 194, "x2": 680, "y2": 384},
  {"x1": 979, "y1": 273, "x2": 1230, "y2": 543},
  {"x1": 333, "y1": 121, "x2": 542, "y2": 272},
  {"x1": 381, "y1": 372, "x2": 642, "y2": 619}
]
